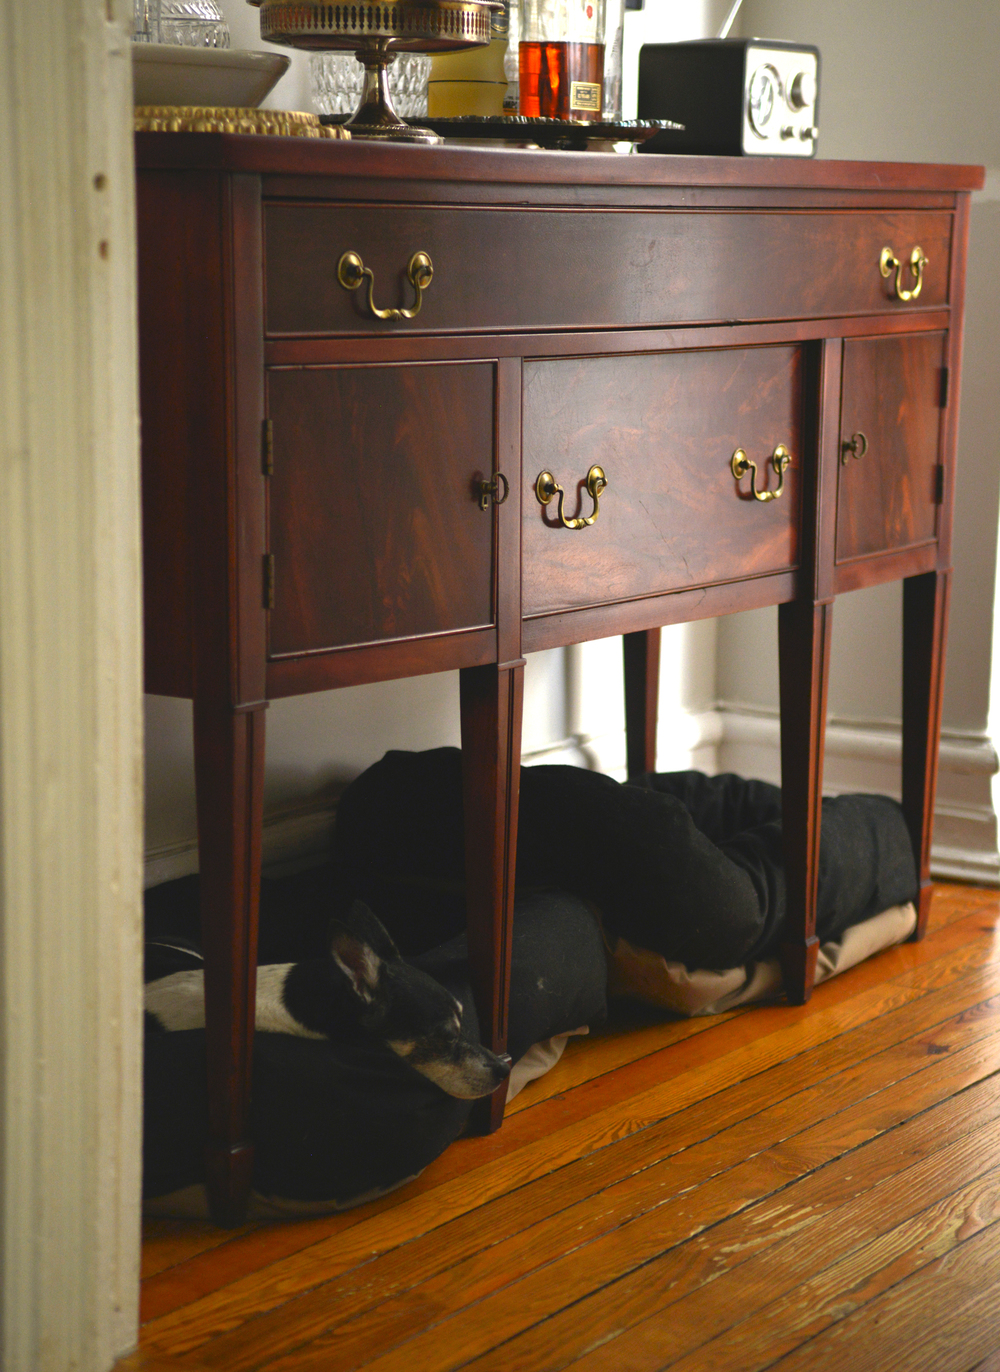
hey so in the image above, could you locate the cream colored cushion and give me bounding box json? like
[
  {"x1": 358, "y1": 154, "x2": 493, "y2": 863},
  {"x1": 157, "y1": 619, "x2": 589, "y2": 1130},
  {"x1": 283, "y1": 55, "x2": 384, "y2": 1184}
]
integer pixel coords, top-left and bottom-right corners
[{"x1": 608, "y1": 903, "x2": 917, "y2": 1018}]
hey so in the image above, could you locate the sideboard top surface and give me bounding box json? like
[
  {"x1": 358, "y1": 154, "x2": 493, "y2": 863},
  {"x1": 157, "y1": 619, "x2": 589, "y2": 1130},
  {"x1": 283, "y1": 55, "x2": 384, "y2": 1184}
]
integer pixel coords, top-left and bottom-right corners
[{"x1": 134, "y1": 132, "x2": 985, "y2": 199}]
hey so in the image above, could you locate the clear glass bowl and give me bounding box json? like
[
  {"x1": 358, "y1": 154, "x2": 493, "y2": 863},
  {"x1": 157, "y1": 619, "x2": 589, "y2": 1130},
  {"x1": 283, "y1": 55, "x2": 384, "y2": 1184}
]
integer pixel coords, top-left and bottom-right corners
[
  {"x1": 310, "y1": 51, "x2": 432, "y2": 121},
  {"x1": 133, "y1": 0, "x2": 230, "y2": 48}
]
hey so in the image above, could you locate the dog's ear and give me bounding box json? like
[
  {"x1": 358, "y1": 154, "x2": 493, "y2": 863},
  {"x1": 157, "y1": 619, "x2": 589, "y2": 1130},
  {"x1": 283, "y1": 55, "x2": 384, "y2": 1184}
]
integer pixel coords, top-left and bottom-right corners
[
  {"x1": 337, "y1": 899, "x2": 401, "y2": 962},
  {"x1": 329, "y1": 923, "x2": 383, "y2": 1003}
]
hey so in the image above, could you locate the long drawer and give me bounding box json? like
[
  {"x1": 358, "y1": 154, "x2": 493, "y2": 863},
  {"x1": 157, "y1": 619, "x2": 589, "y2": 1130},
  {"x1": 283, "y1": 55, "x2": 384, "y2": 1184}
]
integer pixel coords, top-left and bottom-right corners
[{"x1": 264, "y1": 203, "x2": 953, "y2": 336}]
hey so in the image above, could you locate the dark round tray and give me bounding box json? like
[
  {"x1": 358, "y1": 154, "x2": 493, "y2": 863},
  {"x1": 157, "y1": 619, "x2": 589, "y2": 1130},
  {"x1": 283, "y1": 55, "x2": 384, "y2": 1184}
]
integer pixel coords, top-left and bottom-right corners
[{"x1": 319, "y1": 113, "x2": 684, "y2": 149}]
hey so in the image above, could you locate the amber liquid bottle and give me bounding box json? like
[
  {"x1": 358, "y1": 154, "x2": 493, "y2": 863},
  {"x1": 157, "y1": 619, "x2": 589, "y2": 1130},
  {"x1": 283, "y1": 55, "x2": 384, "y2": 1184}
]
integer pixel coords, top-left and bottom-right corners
[{"x1": 519, "y1": 40, "x2": 604, "y2": 120}]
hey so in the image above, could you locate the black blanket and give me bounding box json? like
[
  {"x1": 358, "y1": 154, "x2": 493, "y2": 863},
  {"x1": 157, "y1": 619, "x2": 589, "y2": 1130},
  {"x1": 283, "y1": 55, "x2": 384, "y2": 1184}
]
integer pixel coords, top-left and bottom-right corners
[{"x1": 335, "y1": 749, "x2": 918, "y2": 970}]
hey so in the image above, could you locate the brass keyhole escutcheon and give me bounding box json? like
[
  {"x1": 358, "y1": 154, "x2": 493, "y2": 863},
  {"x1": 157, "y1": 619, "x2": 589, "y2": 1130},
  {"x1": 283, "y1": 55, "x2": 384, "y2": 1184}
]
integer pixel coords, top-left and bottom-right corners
[
  {"x1": 476, "y1": 472, "x2": 510, "y2": 511},
  {"x1": 841, "y1": 431, "x2": 869, "y2": 464},
  {"x1": 337, "y1": 249, "x2": 434, "y2": 320},
  {"x1": 731, "y1": 445, "x2": 792, "y2": 502},
  {"x1": 535, "y1": 466, "x2": 607, "y2": 529},
  {"x1": 880, "y1": 244, "x2": 928, "y2": 302}
]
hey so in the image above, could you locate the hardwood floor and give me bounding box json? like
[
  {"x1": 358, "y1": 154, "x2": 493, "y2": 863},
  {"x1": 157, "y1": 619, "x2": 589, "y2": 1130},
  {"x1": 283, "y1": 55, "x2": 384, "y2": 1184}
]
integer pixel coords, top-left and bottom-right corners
[{"x1": 136, "y1": 882, "x2": 1000, "y2": 1371}]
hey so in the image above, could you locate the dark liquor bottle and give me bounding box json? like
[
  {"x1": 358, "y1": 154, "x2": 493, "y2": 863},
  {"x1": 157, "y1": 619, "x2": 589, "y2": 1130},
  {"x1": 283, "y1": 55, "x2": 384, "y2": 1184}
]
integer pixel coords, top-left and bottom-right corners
[{"x1": 519, "y1": 40, "x2": 604, "y2": 119}]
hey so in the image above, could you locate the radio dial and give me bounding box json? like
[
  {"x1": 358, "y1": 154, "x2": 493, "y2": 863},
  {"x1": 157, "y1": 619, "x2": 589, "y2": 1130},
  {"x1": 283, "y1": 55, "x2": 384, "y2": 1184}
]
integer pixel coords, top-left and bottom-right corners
[
  {"x1": 747, "y1": 63, "x2": 780, "y2": 135},
  {"x1": 788, "y1": 70, "x2": 816, "y2": 111}
]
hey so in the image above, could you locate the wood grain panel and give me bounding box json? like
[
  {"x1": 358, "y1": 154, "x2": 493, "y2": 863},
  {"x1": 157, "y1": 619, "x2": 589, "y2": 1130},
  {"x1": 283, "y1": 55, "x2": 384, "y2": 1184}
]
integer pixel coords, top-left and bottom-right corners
[
  {"x1": 836, "y1": 332, "x2": 946, "y2": 563},
  {"x1": 263, "y1": 205, "x2": 953, "y2": 336},
  {"x1": 522, "y1": 346, "x2": 803, "y2": 616},
  {"x1": 266, "y1": 363, "x2": 495, "y2": 656}
]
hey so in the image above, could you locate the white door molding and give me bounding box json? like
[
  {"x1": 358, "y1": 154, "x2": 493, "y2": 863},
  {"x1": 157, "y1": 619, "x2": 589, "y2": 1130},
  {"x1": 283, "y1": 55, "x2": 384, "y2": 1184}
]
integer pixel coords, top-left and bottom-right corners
[{"x1": 0, "y1": 3, "x2": 143, "y2": 1367}]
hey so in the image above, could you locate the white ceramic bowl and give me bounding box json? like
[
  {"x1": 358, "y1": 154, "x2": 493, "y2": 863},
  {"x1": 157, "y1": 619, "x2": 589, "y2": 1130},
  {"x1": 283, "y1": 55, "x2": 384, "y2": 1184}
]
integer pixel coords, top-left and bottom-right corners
[{"x1": 132, "y1": 45, "x2": 290, "y2": 108}]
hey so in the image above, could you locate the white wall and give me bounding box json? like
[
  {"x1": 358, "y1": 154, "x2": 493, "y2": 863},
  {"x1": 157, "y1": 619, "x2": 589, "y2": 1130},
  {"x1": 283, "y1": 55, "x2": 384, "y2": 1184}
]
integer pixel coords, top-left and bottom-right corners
[
  {"x1": 713, "y1": 0, "x2": 1000, "y2": 882},
  {"x1": 225, "y1": 0, "x2": 313, "y2": 110}
]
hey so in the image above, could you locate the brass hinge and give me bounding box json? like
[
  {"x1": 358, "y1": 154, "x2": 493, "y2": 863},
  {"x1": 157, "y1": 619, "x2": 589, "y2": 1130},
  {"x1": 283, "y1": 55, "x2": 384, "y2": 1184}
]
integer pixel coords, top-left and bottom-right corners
[
  {"x1": 935, "y1": 464, "x2": 946, "y2": 504},
  {"x1": 263, "y1": 553, "x2": 275, "y2": 609},
  {"x1": 262, "y1": 418, "x2": 273, "y2": 476},
  {"x1": 940, "y1": 366, "x2": 950, "y2": 409}
]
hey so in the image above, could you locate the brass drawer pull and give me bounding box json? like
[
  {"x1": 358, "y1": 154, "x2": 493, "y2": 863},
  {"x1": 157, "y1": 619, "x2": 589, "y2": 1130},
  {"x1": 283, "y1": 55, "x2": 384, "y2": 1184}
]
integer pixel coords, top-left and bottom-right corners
[
  {"x1": 880, "y1": 244, "x2": 928, "y2": 302},
  {"x1": 476, "y1": 472, "x2": 509, "y2": 511},
  {"x1": 841, "y1": 431, "x2": 869, "y2": 463},
  {"x1": 731, "y1": 444, "x2": 792, "y2": 502},
  {"x1": 535, "y1": 466, "x2": 607, "y2": 529},
  {"x1": 336, "y1": 249, "x2": 434, "y2": 320}
]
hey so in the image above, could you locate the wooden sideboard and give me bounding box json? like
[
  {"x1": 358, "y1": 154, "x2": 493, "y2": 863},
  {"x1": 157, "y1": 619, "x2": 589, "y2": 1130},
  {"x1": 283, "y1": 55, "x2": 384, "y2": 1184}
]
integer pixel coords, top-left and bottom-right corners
[{"x1": 135, "y1": 134, "x2": 982, "y2": 1225}]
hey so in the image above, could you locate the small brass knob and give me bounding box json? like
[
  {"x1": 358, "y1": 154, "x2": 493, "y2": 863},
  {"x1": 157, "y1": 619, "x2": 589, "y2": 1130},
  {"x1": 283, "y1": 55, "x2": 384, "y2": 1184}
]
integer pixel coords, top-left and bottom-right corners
[{"x1": 841, "y1": 431, "x2": 869, "y2": 464}]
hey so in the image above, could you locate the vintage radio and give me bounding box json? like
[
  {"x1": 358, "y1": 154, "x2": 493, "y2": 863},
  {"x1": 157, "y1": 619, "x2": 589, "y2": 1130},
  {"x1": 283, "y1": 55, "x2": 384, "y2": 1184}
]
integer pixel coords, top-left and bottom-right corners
[{"x1": 637, "y1": 38, "x2": 819, "y2": 157}]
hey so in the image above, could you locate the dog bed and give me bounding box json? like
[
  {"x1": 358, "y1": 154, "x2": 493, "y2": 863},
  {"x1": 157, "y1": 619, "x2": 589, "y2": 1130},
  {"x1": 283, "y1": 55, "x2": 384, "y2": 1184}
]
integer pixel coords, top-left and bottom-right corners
[
  {"x1": 335, "y1": 749, "x2": 919, "y2": 971},
  {"x1": 142, "y1": 885, "x2": 607, "y2": 1218}
]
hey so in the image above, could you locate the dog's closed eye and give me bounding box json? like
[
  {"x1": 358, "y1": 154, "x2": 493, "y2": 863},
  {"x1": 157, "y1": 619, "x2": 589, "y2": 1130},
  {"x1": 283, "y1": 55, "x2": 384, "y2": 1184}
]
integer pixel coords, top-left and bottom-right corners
[{"x1": 388, "y1": 1039, "x2": 417, "y2": 1057}]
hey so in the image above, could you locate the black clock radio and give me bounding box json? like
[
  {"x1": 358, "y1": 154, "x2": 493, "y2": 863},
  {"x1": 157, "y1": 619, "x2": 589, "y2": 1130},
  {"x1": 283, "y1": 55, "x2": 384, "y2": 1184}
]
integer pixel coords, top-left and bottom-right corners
[{"x1": 636, "y1": 38, "x2": 820, "y2": 157}]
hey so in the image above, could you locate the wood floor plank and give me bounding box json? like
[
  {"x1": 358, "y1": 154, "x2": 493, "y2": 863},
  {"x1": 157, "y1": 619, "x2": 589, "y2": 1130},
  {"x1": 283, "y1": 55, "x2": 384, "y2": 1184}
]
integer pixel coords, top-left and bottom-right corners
[
  {"x1": 765, "y1": 1218, "x2": 1000, "y2": 1372},
  {"x1": 184, "y1": 1003, "x2": 1000, "y2": 1372},
  {"x1": 562, "y1": 1121, "x2": 1000, "y2": 1371},
  {"x1": 247, "y1": 1045, "x2": 1000, "y2": 1371},
  {"x1": 926, "y1": 883, "x2": 1000, "y2": 934},
  {"x1": 139, "y1": 942, "x2": 1000, "y2": 1351},
  {"x1": 658, "y1": 1158, "x2": 1000, "y2": 1371},
  {"x1": 140, "y1": 1220, "x2": 265, "y2": 1282},
  {"x1": 468, "y1": 1039, "x2": 1000, "y2": 1372}
]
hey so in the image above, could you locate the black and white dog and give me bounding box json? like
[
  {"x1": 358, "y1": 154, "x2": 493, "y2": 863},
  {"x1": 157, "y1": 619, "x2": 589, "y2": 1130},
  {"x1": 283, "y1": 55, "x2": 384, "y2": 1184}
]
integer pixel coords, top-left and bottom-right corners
[{"x1": 145, "y1": 899, "x2": 509, "y2": 1100}]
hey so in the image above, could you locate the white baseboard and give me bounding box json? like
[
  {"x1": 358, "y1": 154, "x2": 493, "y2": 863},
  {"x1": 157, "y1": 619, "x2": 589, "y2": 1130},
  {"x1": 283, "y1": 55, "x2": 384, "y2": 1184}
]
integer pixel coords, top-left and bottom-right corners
[
  {"x1": 716, "y1": 706, "x2": 1000, "y2": 887},
  {"x1": 144, "y1": 801, "x2": 339, "y2": 888}
]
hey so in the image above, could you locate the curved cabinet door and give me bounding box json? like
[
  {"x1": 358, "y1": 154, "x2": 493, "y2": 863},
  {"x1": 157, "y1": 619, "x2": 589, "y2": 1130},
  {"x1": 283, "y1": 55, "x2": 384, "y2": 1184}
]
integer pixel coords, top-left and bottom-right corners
[
  {"x1": 522, "y1": 344, "x2": 804, "y2": 620},
  {"x1": 266, "y1": 362, "x2": 496, "y2": 658},
  {"x1": 835, "y1": 332, "x2": 946, "y2": 570}
]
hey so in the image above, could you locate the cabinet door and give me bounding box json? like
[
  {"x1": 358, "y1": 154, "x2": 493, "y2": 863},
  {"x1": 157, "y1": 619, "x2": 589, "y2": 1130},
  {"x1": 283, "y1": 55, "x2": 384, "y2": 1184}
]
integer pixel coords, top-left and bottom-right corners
[
  {"x1": 835, "y1": 332, "x2": 946, "y2": 565},
  {"x1": 266, "y1": 363, "x2": 496, "y2": 657},
  {"x1": 522, "y1": 345, "x2": 803, "y2": 618}
]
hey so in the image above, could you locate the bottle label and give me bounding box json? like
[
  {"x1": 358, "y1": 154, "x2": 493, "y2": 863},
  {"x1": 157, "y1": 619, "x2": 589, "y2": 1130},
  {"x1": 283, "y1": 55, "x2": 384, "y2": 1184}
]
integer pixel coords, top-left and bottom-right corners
[{"x1": 570, "y1": 80, "x2": 601, "y2": 112}]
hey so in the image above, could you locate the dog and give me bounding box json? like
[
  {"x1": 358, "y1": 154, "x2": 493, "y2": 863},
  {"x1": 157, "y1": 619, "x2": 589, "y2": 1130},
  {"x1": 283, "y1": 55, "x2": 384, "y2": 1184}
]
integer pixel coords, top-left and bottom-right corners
[{"x1": 144, "y1": 899, "x2": 510, "y2": 1100}]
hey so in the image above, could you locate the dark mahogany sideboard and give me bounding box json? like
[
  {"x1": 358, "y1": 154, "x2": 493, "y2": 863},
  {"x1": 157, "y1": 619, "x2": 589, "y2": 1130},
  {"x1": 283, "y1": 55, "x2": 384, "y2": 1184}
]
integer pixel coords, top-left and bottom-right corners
[{"x1": 135, "y1": 133, "x2": 983, "y2": 1224}]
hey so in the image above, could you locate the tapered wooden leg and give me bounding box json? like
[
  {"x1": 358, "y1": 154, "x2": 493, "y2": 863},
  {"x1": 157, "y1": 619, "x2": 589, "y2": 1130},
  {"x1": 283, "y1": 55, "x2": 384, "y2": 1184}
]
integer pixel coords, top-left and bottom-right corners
[
  {"x1": 902, "y1": 569, "x2": 951, "y2": 939},
  {"x1": 193, "y1": 698, "x2": 266, "y2": 1227},
  {"x1": 623, "y1": 628, "x2": 661, "y2": 778},
  {"x1": 460, "y1": 659, "x2": 524, "y2": 1134},
  {"x1": 778, "y1": 599, "x2": 833, "y2": 1004}
]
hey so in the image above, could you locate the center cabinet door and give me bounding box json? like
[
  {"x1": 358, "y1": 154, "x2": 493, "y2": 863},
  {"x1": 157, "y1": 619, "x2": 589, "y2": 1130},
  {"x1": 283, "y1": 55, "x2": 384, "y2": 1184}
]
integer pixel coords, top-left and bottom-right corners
[
  {"x1": 522, "y1": 346, "x2": 804, "y2": 617},
  {"x1": 266, "y1": 362, "x2": 496, "y2": 657}
]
